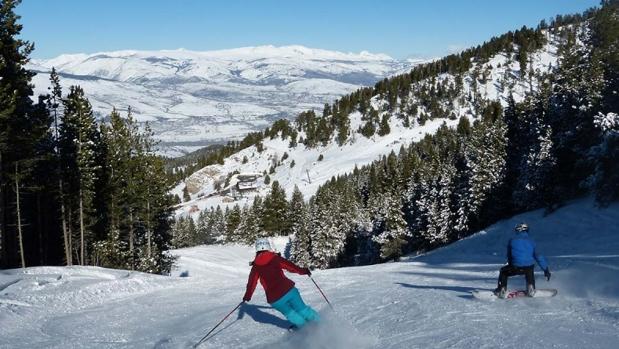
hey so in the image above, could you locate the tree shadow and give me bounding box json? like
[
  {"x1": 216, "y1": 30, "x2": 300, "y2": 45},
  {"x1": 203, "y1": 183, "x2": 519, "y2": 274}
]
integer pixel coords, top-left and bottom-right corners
[
  {"x1": 398, "y1": 262, "x2": 500, "y2": 272},
  {"x1": 237, "y1": 303, "x2": 290, "y2": 329},
  {"x1": 395, "y1": 282, "x2": 485, "y2": 295},
  {"x1": 396, "y1": 270, "x2": 491, "y2": 283}
]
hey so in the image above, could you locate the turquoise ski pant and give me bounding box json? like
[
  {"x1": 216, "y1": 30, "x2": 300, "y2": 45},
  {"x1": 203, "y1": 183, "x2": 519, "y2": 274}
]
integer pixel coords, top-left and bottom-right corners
[{"x1": 271, "y1": 287, "x2": 319, "y2": 328}]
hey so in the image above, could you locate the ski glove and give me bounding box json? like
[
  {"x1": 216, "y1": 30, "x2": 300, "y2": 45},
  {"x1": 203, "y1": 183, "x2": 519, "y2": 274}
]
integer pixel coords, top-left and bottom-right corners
[
  {"x1": 544, "y1": 268, "x2": 551, "y2": 281},
  {"x1": 304, "y1": 268, "x2": 312, "y2": 276},
  {"x1": 243, "y1": 296, "x2": 250, "y2": 302}
]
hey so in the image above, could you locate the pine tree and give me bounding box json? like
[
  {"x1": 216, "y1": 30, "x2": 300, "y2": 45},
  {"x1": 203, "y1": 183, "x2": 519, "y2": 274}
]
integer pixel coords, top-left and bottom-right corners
[
  {"x1": 93, "y1": 227, "x2": 129, "y2": 269},
  {"x1": 200, "y1": 209, "x2": 214, "y2": 243},
  {"x1": 47, "y1": 68, "x2": 72, "y2": 265},
  {"x1": 435, "y1": 163, "x2": 456, "y2": 242},
  {"x1": 307, "y1": 189, "x2": 341, "y2": 268},
  {"x1": 262, "y1": 181, "x2": 288, "y2": 234},
  {"x1": 464, "y1": 118, "x2": 507, "y2": 226},
  {"x1": 0, "y1": 0, "x2": 52, "y2": 268},
  {"x1": 335, "y1": 110, "x2": 350, "y2": 146},
  {"x1": 371, "y1": 192, "x2": 409, "y2": 261},
  {"x1": 592, "y1": 111, "x2": 619, "y2": 203},
  {"x1": 588, "y1": 1, "x2": 619, "y2": 204},
  {"x1": 170, "y1": 216, "x2": 197, "y2": 248},
  {"x1": 134, "y1": 140, "x2": 174, "y2": 272},
  {"x1": 60, "y1": 86, "x2": 101, "y2": 265},
  {"x1": 211, "y1": 206, "x2": 226, "y2": 241},
  {"x1": 513, "y1": 121, "x2": 556, "y2": 210},
  {"x1": 288, "y1": 186, "x2": 306, "y2": 233},
  {"x1": 288, "y1": 186, "x2": 312, "y2": 265},
  {"x1": 225, "y1": 204, "x2": 242, "y2": 242},
  {"x1": 546, "y1": 25, "x2": 602, "y2": 204},
  {"x1": 377, "y1": 114, "x2": 391, "y2": 136},
  {"x1": 412, "y1": 174, "x2": 441, "y2": 244},
  {"x1": 234, "y1": 200, "x2": 266, "y2": 244},
  {"x1": 306, "y1": 203, "x2": 330, "y2": 268}
]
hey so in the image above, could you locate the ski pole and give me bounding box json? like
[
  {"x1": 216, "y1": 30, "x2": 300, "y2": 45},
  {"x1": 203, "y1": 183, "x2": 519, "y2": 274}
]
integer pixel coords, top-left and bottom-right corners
[
  {"x1": 193, "y1": 302, "x2": 243, "y2": 348},
  {"x1": 309, "y1": 276, "x2": 334, "y2": 310}
]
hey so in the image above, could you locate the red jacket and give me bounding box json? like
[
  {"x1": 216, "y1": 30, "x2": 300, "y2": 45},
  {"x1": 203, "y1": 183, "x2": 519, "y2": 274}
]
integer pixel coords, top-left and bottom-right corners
[{"x1": 243, "y1": 251, "x2": 309, "y2": 304}]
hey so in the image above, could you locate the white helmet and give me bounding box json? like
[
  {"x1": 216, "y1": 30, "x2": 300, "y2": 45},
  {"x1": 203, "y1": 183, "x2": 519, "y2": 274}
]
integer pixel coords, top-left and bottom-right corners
[
  {"x1": 515, "y1": 222, "x2": 529, "y2": 232},
  {"x1": 255, "y1": 238, "x2": 272, "y2": 252}
]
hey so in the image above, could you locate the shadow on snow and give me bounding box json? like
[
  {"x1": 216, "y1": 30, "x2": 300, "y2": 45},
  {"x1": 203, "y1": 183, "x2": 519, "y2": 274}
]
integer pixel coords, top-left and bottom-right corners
[{"x1": 237, "y1": 303, "x2": 290, "y2": 330}]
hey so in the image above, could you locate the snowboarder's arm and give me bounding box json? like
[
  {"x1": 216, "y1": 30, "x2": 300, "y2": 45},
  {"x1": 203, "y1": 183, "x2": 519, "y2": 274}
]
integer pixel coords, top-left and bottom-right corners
[
  {"x1": 279, "y1": 256, "x2": 309, "y2": 275},
  {"x1": 533, "y1": 247, "x2": 548, "y2": 271},
  {"x1": 243, "y1": 267, "x2": 259, "y2": 302}
]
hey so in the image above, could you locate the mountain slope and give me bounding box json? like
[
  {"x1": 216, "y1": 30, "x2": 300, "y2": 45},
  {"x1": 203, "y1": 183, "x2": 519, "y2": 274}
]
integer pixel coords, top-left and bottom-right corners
[
  {"x1": 173, "y1": 29, "x2": 561, "y2": 217},
  {"x1": 28, "y1": 46, "x2": 421, "y2": 156},
  {"x1": 1, "y1": 199, "x2": 617, "y2": 348}
]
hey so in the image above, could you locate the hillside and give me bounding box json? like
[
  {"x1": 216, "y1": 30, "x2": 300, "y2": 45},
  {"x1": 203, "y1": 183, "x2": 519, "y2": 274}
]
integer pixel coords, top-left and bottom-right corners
[
  {"x1": 28, "y1": 46, "x2": 422, "y2": 156},
  {"x1": 1, "y1": 199, "x2": 617, "y2": 348},
  {"x1": 173, "y1": 28, "x2": 560, "y2": 216},
  {"x1": 168, "y1": 3, "x2": 619, "y2": 273}
]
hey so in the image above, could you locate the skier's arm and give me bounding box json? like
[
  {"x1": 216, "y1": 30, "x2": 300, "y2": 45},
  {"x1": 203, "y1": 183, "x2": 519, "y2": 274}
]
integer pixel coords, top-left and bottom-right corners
[
  {"x1": 279, "y1": 256, "x2": 310, "y2": 275},
  {"x1": 243, "y1": 267, "x2": 259, "y2": 302},
  {"x1": 507, "y1": 239, "x2": 513, "y2": 265}
]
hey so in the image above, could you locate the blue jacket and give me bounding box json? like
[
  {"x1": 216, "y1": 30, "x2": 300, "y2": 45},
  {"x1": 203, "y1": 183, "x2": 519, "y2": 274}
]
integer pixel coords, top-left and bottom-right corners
[{"x1": 507, "y1": 232, "x2": 548, "y2": 270}]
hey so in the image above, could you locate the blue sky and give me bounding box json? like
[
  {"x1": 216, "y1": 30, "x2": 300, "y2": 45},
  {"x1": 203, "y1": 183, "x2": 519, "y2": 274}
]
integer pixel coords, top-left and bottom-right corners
[{"x1": 18, "y1": 0, "x2": 599, "y2": 59}]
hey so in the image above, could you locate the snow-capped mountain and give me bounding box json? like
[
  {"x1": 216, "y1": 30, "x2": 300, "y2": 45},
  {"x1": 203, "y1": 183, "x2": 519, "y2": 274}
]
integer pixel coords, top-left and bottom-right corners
[{"x1": 28, "y1": 46, "x2": 423, "y2": 156}]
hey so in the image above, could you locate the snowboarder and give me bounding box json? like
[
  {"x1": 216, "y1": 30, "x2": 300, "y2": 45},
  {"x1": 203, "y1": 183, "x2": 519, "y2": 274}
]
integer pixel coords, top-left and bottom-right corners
[
  {"x1": 493, "y1": 223, "x2": 551, "y2": 298},
  {"x1": 243, "y1": 238, "x2": 320, "y2": 329}
]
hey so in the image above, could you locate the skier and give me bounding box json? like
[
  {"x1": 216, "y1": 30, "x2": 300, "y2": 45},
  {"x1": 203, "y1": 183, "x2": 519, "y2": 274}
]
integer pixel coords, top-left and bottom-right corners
[
  {"x1": 243, "y1": 238, "x2": 320, "y2": 329},
  {"x1": 493, "y1": 223, "x2": 551, "y2": 298}
]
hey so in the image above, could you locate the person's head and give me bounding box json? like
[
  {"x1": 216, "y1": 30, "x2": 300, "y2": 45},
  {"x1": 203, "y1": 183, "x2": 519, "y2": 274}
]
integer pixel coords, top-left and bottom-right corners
[
  {"x1": 255, "y1": 238, "x2": 272, "y2": 254},
  {"x1": 515, "y1": 222, "x2": 529, "y2": 233}
]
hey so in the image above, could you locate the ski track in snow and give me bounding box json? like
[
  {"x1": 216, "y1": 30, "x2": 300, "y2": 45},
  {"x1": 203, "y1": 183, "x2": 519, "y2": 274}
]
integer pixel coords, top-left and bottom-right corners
[{"x1": 1, "y1": 199, "x2": 618, "y2": 348}]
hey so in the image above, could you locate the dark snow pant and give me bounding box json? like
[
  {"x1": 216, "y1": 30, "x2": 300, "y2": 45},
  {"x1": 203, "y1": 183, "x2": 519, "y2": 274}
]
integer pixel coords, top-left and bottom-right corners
[{"x1": 497, "y1": 265, "x2": 535, "y2": 289}]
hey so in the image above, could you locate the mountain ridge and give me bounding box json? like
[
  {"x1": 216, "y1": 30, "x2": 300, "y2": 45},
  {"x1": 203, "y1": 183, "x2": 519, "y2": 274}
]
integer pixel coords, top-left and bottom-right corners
[
  {"x1": 28, "y1": 45, "x2": 423, "y2": 156},
  {"x1": 32, "y1": 45, "x2": 398, "y2": 64},
  {"x1": 172, "y1": 28, "x2": 560, "y2": 214}
]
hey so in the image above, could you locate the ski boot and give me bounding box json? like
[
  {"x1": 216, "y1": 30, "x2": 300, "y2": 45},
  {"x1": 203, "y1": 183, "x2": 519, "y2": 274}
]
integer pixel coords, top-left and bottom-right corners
[
  {"x1": 526, "y1": 284, "x2": 536, "y2": 297},
  {"x1": 493, "y1": 286, "x2": 507, "y2": 299}
]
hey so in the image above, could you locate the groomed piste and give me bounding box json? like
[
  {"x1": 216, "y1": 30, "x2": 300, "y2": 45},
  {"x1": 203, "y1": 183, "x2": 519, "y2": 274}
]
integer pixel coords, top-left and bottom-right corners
[{"x1": 1, "y1": 198, "x2": 618, "y2": 348}]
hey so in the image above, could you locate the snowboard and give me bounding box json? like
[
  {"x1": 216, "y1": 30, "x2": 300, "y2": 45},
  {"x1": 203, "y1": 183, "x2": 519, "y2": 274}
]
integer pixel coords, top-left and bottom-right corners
[{"x1": 472, "y1": 288, "x2": 557, "y2": 300}]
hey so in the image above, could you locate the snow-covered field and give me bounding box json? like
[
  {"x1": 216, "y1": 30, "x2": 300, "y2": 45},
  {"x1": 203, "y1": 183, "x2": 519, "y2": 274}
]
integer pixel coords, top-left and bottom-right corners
[{"x1": 1, "y1": 199, "x2": 618, "y2": 348}]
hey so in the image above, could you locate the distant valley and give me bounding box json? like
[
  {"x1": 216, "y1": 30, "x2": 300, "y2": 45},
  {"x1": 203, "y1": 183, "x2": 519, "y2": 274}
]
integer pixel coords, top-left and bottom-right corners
[{"x1": 28, "y1": 45, "x2": 423, "y2": 156}]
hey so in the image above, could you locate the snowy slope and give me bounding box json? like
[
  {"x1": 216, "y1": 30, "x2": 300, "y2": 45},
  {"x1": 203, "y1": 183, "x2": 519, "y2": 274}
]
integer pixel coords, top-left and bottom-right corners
[
  {"x1": 174, "y1": 34, "x2": 561, "y2": 217},
  {"x1": 175, "y1": 113, "x2": 460, "y2": 218},
  {"x1": 1, "y1": 199, "x2": 618, "y2": 348},
  {"x1": 28, "y1": 46, "x2": 421, "y2": 156}
]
